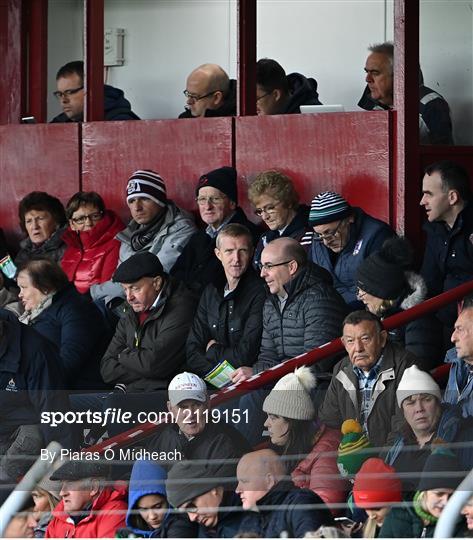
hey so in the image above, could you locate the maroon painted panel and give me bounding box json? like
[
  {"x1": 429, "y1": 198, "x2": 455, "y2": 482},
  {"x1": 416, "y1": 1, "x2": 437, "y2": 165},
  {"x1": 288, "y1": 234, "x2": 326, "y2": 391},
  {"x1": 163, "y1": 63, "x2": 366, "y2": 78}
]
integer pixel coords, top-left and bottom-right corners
[
  {"x1": 0, "y1": 123, "x2": 80, "y2": 245},
  {"x1": 27, "y1": 0, "x2": 48, "y2": 122},
  {"x1": 0, "y1": 0, "x2": 23, "y2": 124},
  {"x1": 235, "y1": 111, "x2": 391, "y2": 224},
  {"x1": 81, "y1": 118, "x2": 233, "y2": 223},
  {"x1": 84, "y1": 0, "x2": 104, "y2": 122}
]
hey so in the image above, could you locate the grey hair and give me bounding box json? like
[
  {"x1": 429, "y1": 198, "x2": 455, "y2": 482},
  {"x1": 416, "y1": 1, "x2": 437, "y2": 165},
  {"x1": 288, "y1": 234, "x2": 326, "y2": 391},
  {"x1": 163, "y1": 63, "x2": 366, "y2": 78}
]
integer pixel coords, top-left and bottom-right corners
[{"x1": 368, "y1": 41, "x2": 394, "y2": 73}]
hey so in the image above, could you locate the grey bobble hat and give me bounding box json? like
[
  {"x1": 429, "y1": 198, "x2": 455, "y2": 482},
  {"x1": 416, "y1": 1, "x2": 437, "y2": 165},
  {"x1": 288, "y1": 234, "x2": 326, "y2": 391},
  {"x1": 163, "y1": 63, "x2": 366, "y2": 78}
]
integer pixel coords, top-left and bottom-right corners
[
  {"x1": 309, "y1": 191, "x2": 352, "y2": 225},
  {"x1": 263, "y1": 366, "x2": 316, "y2": 420}
]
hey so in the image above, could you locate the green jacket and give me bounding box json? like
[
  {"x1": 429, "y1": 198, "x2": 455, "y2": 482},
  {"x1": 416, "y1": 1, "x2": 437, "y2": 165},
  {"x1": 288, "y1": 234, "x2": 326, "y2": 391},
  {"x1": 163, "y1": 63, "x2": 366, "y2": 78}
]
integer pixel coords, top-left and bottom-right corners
[{"x1": 379, "y1": 503, "x2": 462, "y2": 538}]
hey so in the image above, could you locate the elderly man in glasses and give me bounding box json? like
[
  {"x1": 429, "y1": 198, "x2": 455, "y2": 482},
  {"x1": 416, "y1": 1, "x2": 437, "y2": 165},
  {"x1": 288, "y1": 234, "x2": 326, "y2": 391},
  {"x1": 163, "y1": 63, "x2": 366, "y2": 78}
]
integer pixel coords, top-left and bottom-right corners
[
  {"x1": 51, "y1": 60, "x2": 139, "y2": 123},
  {"x1": 178, "y1": 63, "x2": 236, "y2": 118},
  {"x1": 301, "y1": 191, "x2": 395, "y2": 307},
  {"x1": 171, "y1": 166, "x2": 259, "y2": 294}
]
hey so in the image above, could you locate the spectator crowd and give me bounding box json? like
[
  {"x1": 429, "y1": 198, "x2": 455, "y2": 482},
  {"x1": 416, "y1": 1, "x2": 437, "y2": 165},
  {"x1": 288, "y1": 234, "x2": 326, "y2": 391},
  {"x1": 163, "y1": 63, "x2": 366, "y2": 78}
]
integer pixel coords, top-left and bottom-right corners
[
  {"x1": 0, "y1": 36, "x2": 468, "y2": 537},
  {"x1": 0, "y1": 154, "x2": 471, "y2": 538}
]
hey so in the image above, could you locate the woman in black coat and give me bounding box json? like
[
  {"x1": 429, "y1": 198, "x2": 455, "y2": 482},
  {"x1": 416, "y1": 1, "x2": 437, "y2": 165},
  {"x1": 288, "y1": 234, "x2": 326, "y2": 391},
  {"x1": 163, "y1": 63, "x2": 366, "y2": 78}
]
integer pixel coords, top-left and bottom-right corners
[
  {"x1": 356, "y1": 237, "x2": 444, "y2": 370},
  {"x1": 17, "y1": 258, "x2": 110, "y2": 390}
]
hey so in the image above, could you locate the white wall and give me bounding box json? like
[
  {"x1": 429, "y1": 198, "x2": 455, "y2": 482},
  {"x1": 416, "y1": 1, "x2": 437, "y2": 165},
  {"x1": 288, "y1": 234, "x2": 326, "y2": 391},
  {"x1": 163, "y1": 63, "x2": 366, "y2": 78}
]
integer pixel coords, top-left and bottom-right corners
[
  {"x1": 420, "y1": 0, "x2": 473, "y2": 145},
  {"x1": 48, "y1": 0, "x2": 83, "y2": 119},
  {"x1": 47, "y1": 0, "x2": 473, "y2": 144}
]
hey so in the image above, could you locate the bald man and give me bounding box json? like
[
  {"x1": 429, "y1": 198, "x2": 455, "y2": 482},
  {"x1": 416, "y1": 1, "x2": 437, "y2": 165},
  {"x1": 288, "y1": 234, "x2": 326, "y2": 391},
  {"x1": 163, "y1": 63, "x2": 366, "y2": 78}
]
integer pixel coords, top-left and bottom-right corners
[
  {"x1": 236, "y1": 450, "x2": 333, "y2": 537},
  {"x1": 236, "y1": 237, "x2": 347, "y2": 446},
  {"x1": 179, "y1": 63, "x2": 236, "y2": 118}
]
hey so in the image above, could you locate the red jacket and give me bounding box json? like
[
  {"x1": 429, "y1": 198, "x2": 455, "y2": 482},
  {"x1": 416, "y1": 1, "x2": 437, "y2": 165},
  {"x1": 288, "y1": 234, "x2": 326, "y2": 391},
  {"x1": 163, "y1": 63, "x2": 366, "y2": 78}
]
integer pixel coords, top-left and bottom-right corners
[
  {"x1": 45, "y1": 485, "x2": 127, "y2": 538},
  {"x1": 61, "y1": 210, "x2": 124, "y2": 294},
  {"x1": 291, "y1": 424, "x2": 349, "y2": 510}
]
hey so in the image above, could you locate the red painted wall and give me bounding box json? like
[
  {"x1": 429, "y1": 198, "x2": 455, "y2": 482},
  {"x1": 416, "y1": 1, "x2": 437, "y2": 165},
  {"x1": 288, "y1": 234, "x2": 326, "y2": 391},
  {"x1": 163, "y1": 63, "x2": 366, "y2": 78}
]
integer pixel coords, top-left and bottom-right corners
[
  {"x1": 0, "y1": 124, "x2": 80, "y2": 247},
  {"x1": 81, "y1": 118, "x2": 233, "y2": 224},
  {"x1": 0, "y1": 114, "x2": 398, "y2": 254},
  {"x1": 235, "y1": 111, "x2": 391, "y2": 223}
]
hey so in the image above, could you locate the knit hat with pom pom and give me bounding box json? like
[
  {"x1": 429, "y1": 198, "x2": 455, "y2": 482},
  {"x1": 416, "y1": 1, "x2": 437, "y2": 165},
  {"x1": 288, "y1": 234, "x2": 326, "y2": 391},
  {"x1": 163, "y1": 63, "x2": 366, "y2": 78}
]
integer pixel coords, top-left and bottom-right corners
[
  {"x1": 337, "y1": 419, "x2": 372, "y2": 478},
  {"x1": 263, "y1": 366, "x2": 316, "y2": 420}
]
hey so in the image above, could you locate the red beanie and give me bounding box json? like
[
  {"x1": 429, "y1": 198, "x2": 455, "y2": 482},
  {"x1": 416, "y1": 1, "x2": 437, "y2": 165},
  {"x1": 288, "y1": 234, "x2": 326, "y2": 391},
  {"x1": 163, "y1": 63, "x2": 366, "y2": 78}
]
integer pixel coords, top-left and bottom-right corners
[{"x1": 353, "y1": 458, "x2": 402, "y2": 509}]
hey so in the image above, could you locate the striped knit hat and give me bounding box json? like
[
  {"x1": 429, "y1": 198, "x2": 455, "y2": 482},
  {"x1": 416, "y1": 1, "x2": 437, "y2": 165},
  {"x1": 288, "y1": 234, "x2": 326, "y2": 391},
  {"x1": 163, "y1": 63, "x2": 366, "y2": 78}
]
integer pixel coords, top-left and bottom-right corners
[
  {"x1": 309, "y1": 191, "x2": 351, "y2": 225},
  {"x1": 126, "y1": 169, "x2": 167, "y2": 207},
  {"x1": 337, "y1": 419, "x2": 372, "y2": 477}
]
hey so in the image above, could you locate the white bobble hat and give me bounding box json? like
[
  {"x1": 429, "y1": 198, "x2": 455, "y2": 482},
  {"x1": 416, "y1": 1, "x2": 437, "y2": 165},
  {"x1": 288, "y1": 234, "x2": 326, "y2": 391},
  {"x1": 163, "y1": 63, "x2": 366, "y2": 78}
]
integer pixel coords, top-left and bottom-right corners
[{"x1": 396, "y1": 365, "x2": 441, "y2": 408}]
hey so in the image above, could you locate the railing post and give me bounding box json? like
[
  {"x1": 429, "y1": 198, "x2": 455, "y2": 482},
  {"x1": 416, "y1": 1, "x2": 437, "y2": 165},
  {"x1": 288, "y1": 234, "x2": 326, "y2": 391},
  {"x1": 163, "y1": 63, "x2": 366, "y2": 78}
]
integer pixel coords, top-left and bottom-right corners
[
  {"x1": 27, "y1": 0, "x2": 48, "y2": 122},
  {"x1": 392, "y1": 0, "x2": 421, "y2": 237},
  {"x1": 237, "y1": 0, "x2": 256, "y2": 116},
  {"x1": 84, "y1": 0, "x2": 104, "y2": 121}
]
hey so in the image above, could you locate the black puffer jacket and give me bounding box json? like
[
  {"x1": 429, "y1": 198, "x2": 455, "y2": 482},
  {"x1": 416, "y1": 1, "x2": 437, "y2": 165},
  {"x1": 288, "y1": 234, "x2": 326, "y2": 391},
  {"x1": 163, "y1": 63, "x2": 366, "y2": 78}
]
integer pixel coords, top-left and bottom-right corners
[
  {"x1": 100, "y1": 278, "x2": 196, "y2": 392},
  {"x1": 255, "y1": 262, "x2": 347, "y2": 374},
  {"x1": 283, "y1": 72, "x2": 322, "y2": 113},
  {"x1": 178, "y1": 79, "x2": 237, "y2": 118},
  {"x1": 186, "y1": 268, "x2": 266, "y2": 377},
  {"x1": 145, "y1": 421, "x2": 251, "y2": 474},
  {"x1": 238, "y1": 480, "x2": 333, "y2": 538}
]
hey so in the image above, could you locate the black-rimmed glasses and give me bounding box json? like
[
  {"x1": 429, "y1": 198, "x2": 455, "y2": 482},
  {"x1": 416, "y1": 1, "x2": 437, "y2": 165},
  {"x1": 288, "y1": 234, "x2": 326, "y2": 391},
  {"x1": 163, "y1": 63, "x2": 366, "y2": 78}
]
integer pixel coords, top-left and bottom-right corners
[
  {"x1": 257, "y1": 260, "x2": 293, "y2": 271},
  {"x1": 53, "y1": 86, "x2": 84, "y2": 99},
  {"x1": 183, "y1": 89, "x2": 219, "y2": 101}
]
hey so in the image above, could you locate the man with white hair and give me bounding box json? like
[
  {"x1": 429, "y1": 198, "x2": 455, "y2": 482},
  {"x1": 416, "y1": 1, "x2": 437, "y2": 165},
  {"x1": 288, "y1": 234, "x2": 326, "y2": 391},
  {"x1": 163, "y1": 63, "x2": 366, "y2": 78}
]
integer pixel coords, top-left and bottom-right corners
[{"x1": 358, "y1": 41, "x2": 453, "y2": 144}]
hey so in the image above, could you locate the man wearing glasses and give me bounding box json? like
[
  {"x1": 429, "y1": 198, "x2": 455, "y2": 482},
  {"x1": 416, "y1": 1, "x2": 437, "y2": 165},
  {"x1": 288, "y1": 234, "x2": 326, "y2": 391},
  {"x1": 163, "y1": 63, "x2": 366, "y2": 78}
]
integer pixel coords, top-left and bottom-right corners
[
  {"x1": 237, "y1": 236, "x2": 347, "y2": 445},
  {"x1": 171, "y1": 166, "x2": 258, "y2": 294},
  {"x1": 256, "y1": 58, "x2": 322, "y2": 116},
  {"x1": 301, "y1": 191, "x2": 394, "y2": 308},
  {"x1": 179, "y1": 63, "x2": 236, "y2": 118},
  {"x1": 51, "y1": 60, "x2": 139, "y2": 123}
]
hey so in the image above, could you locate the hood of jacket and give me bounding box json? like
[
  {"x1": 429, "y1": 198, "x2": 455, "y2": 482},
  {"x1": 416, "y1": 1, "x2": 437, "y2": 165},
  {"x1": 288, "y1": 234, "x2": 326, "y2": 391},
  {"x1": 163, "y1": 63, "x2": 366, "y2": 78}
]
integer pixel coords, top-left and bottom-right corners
[
  {"x1": 357, "y1": 84, "x2": 391, "y2": 111},
  {"x1": 104, "y1": 84, "x2": 130, "y2": 113},
  {"x1": 62, "y1": 210, "x2": 124, "y2": 250},
  {"x1": 284, "y1": 72, "x2": 322, "y2": 113},
  {"x1": 399, "y1": 272, "x2": 428, "y2": 310},
  {"x1": 126, "y1": 460, "x2": 170, "y2": 536}
]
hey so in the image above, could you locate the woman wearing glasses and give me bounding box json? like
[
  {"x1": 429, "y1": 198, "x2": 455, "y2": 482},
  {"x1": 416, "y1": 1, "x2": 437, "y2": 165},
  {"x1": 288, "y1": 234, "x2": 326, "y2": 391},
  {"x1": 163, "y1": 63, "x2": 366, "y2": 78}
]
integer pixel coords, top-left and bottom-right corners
[
  {"x1": 61, "y1": 191, "x2": 124, "y2": 294},
  {"x1": 249, "y1": 169, "x2": 309, "y2": 268}
]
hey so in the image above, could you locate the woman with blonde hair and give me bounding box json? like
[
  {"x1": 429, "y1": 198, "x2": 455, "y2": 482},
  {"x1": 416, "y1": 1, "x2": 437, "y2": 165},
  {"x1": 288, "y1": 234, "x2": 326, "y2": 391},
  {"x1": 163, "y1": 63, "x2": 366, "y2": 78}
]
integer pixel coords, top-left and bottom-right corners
[
  {"x1": 379, "y1": 448, "x2": 462, "y2": 537},
  {"x1": 249, "y1": 170, "x2": 308, "y2": 268},
  {"x1": 352, "y1": 458, "x2": 402, "y2": 538}
]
